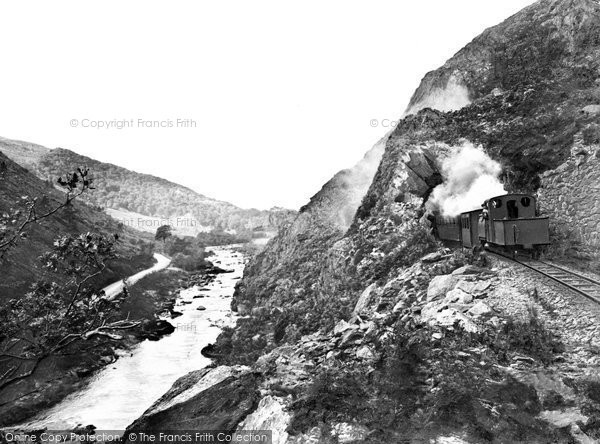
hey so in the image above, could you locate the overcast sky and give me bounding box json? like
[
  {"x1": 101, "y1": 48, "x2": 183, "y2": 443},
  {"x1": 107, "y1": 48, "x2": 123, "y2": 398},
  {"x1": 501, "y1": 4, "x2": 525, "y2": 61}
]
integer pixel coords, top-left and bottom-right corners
[{"x1": 0, "y1": 0, "x2": 535, "y2": 210}]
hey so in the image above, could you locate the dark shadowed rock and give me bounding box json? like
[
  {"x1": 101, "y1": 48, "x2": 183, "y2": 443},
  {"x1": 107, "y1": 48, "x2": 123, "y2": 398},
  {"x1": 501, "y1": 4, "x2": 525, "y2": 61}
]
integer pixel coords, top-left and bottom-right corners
[
  {"x1": 123, "y1": 373, "x2": 260, "y2": 433},
  {"x1": 138, "y1": 319, "x2": 175, "y2": 341}
]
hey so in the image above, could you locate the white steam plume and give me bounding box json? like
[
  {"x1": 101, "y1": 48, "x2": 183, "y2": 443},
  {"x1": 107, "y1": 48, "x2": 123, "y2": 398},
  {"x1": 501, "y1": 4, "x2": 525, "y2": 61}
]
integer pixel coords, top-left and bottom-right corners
[{"x1": 428, "y1": 143, "x2": 506, "y2": 216}]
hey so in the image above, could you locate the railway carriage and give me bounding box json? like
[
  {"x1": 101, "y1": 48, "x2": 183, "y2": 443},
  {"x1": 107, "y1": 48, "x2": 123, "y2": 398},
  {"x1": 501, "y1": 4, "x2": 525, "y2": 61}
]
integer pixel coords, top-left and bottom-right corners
[
  {"x1": 435, "y1": 193, "x2": 550, "y2": 256},
  {"x1": 434, "y1": 215, "x2": 461, "y2": 242}
]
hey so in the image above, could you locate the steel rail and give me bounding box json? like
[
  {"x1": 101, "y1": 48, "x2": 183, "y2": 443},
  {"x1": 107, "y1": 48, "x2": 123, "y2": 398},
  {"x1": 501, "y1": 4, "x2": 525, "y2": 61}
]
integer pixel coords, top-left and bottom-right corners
[{"x1": 489, "y1": 251, "x2": 600, "y2": 305}]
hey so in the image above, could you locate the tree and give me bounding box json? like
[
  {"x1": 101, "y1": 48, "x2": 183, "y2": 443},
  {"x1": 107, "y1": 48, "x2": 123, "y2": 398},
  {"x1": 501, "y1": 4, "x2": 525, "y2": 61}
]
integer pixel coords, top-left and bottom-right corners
[
  {"x1": 0, "y1": 167, "x2": 93, "y2": 259},
  {"x1": 0, "y1": 167, "x2": 140, "y2": 391},
  {"x1": 0, "y1": 232, "x2": 140, "y2": 390},
  {"x1": 155, "y1": 224, "x2": 172, "y2": 243}
]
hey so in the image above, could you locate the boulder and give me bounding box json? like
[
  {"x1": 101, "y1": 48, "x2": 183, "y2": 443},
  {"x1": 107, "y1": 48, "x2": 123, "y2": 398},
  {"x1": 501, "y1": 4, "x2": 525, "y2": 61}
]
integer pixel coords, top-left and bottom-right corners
[
  {"x1": 359, "y1": 320, "x2": 375, "y2": 331},
  {"x1": 334, "y1": 320, "x2": 356, "y2": 336},
  {"x1": 452, "y1": 265, "x2": 485, "y2": 275},
  {"x1": 444, "y1": 288, "x2": 473, "y2": 304},
  {"x1": 392, "y1": 300, "x2": 408, "y2": 313},
  {"x1": 338, "y1": 329, "x2": 363, "y2": 348},
  {"x1": 456, "y1": 280, "x2": 477, "y2": 294},
  {"x1": 234, "y1": 396, "x2": 291, "y2": 444},
  {"x1": 123, "y1": 370, "x2": 259, "y2": 433},
  {"x1": 421, "y1": 251, "x2": 448, "y2": 263},
  {"x1": 363, "y1": 322, "x2": 379, "y2": 341},
  {"x1": 421, "y1": 305, "x2": 478, "y2": 333},
  {"x1": 196, "y1": 306, "x2": 207, "y2": 311},
  {"x1": 139, "y1": 319, "x2": 175, "y2": 341},
  {"x1": 356, "y1": 345, "x2": 376, "y2": 361},
  {"x1": 427, "y1": 274, "x2": 456, "y2": 301},
  {"x1": 352, "y1": 283, "x2": 377, "y2": 316},
  {"x1": 473, "y1": 281, "x2": 492, "y2": 293},
  {"x1": 467, "y1": 301, "x2": 493, "y2": 318}
]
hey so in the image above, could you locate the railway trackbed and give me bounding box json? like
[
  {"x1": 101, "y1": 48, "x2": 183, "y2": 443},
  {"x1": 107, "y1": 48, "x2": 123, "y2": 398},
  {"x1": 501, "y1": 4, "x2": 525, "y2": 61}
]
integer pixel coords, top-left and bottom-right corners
[{"x1": 490, "y1": 252, "x2": 600, "y2": 305}]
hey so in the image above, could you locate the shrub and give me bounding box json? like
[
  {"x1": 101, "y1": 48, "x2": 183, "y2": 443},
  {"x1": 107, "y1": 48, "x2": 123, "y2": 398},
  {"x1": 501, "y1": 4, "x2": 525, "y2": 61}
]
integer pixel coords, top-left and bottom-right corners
[
  {"x1": 289, "y1": 362, "x2": 371, "y2": 433},
  {"x1": 490, "y1": 307, "x2": 563, "y2": 365},
  {"x1": 583, "y1": 123, "x2": 600, "y2": 145},
  {"x1": 171, "y1": 250, "x2": 209, "y2": 271}
]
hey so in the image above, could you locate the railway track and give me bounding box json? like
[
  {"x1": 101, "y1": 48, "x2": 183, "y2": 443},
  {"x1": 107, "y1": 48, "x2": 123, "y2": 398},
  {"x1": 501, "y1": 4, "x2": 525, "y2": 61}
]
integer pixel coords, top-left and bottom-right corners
[{"x1": 491, "y1": 252, "x2": 600, "y2": 305}]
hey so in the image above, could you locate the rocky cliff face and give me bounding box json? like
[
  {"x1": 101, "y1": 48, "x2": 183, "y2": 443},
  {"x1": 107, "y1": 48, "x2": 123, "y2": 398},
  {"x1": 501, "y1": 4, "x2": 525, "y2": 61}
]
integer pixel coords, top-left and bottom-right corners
[
  {"x1": 131, "y1": 0, "x2": 600, "y2": 441},
  {"x1": 406, "y1": 0, "x2": 600, "y2": 115},
  {"x1": 539, "y1": 136, "x2": 600, "y2": 255}
]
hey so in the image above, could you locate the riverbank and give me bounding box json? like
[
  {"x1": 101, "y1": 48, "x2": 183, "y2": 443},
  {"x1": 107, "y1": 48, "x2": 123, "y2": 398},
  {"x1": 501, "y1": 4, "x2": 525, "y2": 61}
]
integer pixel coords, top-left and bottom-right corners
[
  {"x1": 0, "y1": 251, "x2": 235, "y2": 428},
  {"x1": 2, "y1": 246, "x2": 245, "y2": 431}
]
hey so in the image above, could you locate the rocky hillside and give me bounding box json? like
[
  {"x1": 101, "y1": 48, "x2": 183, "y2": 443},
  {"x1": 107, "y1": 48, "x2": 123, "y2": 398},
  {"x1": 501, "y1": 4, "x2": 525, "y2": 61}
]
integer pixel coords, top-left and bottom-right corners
[
  {"x1": 0, "y1": 137, "x2": 295, "y2": 236},
  {"x1": 405, "y1": 0, "x2": 600, "y2": 116},
  {"x1": 216, "y1": 0, "x2": 600, "y2": 362},
  {"x1": 126, "y1": 0, "x2": 600, "y2": 441},
  {"x1": 216, "y1": 135, "x2": 387, "y2": 362},
  {"x1": 0, "y1": 151, "x2": 154, "y2": 302}
]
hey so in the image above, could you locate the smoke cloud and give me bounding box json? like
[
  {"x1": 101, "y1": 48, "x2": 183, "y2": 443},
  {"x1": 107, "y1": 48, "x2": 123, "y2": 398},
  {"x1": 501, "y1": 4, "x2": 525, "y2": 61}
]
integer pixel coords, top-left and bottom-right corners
[{"x1": 427, "y1": 143, "x2": 505, "y2": 216}]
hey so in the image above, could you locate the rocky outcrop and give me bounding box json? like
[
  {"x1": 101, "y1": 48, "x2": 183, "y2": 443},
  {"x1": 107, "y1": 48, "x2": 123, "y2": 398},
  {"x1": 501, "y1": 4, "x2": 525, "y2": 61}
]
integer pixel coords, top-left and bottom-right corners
[
  {"x1": 124, "y1": 366, "x2": 258, "y2": 434},
  {"x1": 539, "y1": 141, "x2": 600, "y2": 252},
  {"x1": 228, "y1": 251, "x2": 593, "y2": 442},
  {"x1": 406, "y1": 0, "x2": 600, "y2": 115},
  {"x1": 234, "y1": 396, "x2": 291, "y2": 444}
]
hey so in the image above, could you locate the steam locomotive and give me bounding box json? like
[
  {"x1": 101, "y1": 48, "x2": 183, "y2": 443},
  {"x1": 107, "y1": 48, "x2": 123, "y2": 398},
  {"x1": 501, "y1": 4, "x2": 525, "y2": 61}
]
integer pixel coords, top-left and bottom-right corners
[{"x1": 433, "y1": 193, "x2": 550, "y2": 257}]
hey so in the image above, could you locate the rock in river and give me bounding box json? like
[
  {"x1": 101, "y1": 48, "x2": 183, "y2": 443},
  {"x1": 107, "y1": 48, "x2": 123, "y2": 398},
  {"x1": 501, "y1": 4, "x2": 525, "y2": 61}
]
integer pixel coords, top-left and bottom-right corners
[
  {"x1": 123, "y1": 372, "x2": 260, "y2": 433},
  {"x1": 138, "y1": 319, "x2": 175, "y2": 341}
]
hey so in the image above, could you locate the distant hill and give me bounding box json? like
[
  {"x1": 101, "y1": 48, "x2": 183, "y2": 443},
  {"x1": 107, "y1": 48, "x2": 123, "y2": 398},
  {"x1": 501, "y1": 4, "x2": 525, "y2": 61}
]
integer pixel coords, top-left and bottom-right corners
[
  {"x1": 0, "y1": 151, "x2": 154, "y2": 302},
  {"x1": 0, "y1": 137, "x2": 295, "y2": 237}
]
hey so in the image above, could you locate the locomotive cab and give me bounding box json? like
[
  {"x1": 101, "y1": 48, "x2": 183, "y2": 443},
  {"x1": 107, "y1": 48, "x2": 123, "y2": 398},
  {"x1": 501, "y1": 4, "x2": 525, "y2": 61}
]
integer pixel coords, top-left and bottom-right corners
[{"x1": 482, "y1": 194, "x2": 549, "y2": 250}]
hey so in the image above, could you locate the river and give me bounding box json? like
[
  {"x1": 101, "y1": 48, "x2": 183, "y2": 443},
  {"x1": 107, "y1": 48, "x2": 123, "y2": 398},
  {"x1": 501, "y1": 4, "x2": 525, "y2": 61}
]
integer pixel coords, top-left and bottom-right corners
[{"x1": 12, "y1": 246, "x2": 244, "y2": 431}]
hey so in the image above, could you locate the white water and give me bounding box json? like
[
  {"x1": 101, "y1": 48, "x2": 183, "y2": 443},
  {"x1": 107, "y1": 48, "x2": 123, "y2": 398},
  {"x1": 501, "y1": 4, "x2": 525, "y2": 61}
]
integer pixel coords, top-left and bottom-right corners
[{"x1": 13, "y1": 246, "x2": 244, "y2": 430}]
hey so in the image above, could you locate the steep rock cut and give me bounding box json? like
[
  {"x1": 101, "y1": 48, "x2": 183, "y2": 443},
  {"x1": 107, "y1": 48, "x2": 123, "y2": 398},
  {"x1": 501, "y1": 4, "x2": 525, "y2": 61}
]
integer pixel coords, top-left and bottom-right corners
[{"x1": 539, "y1": 140, "x2": 600, "y2": 251}]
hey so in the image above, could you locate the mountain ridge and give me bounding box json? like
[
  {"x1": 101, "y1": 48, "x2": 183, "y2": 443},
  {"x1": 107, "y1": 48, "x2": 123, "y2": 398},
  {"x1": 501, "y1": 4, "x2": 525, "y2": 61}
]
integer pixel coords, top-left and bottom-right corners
[{"x1": 0, "y1": 137, "x2": 295, "y2": 236}]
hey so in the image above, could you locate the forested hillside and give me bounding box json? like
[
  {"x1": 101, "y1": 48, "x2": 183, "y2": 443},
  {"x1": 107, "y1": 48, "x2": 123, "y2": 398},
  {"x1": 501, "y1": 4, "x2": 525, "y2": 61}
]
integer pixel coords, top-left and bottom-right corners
[
  {"x1": 0, "y1": 151, "x2": 154, "y2": 302},
  {"x1": 0, "y1": 138, "x2": 295, "y2": 236}
]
